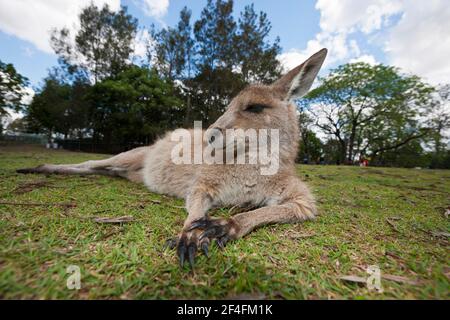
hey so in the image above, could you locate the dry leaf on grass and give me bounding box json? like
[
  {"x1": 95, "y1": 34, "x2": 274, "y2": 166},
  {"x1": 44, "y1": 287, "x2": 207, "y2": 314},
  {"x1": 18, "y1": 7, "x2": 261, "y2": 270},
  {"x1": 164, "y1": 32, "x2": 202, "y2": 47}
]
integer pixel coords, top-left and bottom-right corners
[
  {"x1": 386, "y1": 218, "x2": 400, "y2": 233},
  {"x1": 340, "y1": 274, "x2": 420, "y2": 286},
  {"x1": 13, "y1": 180, "x2": 54, "y2": 194},
  {"x1": 382, "y1": 274, "x2": 420, "y2": 285},
  {"x1": 339, "y1": 275, "x2": 367, "y2": 284},
  {"x1": 0, "y1": 201, "x2": 76, "y2": 208},
  {"x1": 431, "y1": 231, "x2": 450, "y2": 238},
  {"x1": 93, "y1": 216, "x2": 135, "y2": 224},
  {"x1": 226, "y1": 293, "x2": 267, "y2": 300}
]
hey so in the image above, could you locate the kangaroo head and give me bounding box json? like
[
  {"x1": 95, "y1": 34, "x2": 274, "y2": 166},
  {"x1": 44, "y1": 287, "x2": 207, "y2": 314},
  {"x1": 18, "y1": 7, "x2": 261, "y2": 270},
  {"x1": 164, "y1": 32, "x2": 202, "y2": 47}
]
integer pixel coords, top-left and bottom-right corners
[{"x1": 206, "y1": 48, "x2": 328, "y2": 154}]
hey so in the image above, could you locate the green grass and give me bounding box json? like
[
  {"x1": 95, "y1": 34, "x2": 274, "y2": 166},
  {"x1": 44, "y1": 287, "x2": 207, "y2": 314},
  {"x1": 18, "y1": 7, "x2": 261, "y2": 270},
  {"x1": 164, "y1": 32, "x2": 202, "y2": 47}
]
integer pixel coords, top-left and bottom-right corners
[{"x1": 0, "y1": 145, "x2": 449, "y2": 299}]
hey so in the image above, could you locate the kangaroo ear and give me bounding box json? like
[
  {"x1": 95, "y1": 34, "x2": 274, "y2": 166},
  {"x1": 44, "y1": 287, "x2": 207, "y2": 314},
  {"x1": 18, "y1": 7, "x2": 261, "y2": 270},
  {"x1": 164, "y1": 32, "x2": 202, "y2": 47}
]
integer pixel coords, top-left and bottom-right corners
[{"x1": 273, "y1": 48, "x2": 327, "y2": 101}]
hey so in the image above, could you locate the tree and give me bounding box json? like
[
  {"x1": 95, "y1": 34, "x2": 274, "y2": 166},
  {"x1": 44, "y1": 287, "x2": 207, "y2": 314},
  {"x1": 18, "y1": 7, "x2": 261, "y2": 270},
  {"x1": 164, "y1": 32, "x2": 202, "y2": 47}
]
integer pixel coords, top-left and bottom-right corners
[
  {"x1": 26, "y1": 66, "x2": 92, "y2": 141},
  {"x1": 5, "y1": 117, "x2": 29, "y2": 134},
  {"x1": 26, "y1": 76, "x2": 72, "y2": 140},
  {"x1": 301, "y1": 63, "x2": 434, "y2": 164},
  {"x1": 51, "y1": 4, "x2": 138, "y2": 83},
  {"x1": 87, "y1": 66, "x2": 182, "y2": 145},
  {"x1": 298, "y1": 107, "x2": 323, "y2": 163},
  {"x1": 425, "y1": 84, "x2": 450, "y2": 168},
  {"x1": 299, "y1": 129, "x2": 324, "y2": 164},
  {"x1": 235, "y1": 4, "x2": 282, "y2": 83},
  {"x1": 190, "y1": 0, "x2": 242, "y2": 124},
  {"x1": 194, "y1": 0, "x2": 237, "y2": 71},
  {"x1": 428, "y1": 85, "x2": 450, "y2": 153},
  {"x1": 153, "y1": 7, "x2": 194, "y2": 81},
  {"x1": 375, "y1": 139, "x2": 430, "y2": 168},
  {"x1": 0, "y1": 60, "x2": 28, "y2": 134}
]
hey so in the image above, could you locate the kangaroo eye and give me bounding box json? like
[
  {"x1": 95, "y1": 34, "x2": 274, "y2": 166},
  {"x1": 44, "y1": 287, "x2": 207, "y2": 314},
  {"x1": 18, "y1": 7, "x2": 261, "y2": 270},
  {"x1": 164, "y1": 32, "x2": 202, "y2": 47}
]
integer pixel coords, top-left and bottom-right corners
[{"x1": 245, "y1": 104, "x2": 266, "y2": 113}]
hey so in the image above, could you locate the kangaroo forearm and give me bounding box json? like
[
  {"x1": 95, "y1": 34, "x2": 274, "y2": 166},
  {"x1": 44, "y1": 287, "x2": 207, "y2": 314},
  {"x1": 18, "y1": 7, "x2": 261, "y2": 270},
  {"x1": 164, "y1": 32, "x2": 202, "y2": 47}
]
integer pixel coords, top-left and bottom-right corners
[
  {"x1": 232, "y1": 200, "x2": 316, "y2": 238},
  {"x1": 184, "y1": 188, "x2": 214, "y2": 229}
]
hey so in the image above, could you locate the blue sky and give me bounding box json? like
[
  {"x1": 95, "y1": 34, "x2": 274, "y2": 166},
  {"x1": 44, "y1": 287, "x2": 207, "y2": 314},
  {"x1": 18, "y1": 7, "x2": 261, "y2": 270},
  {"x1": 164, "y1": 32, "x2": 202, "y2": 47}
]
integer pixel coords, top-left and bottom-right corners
[{"x1": 0, "y1": 0, "x2": 449, "y2": 90}]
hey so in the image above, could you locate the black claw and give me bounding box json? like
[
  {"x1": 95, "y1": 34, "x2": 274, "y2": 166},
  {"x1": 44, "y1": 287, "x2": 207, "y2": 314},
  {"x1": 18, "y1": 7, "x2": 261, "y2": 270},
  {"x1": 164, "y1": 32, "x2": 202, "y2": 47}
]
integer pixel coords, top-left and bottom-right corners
[
  {"x1": 201, "y1": 242, "x2": 209, "y2": 258},
  {"x1": 188, "y1": 244, "x2": 196, "y2": 269},
  {"x1": 199, "y1": 227, "x2": 218, "y2": 240},
  {"x1": 221, "y1": 235, "x2": 230, "y2": 246},
  {"x1": 177, "y1": 242, "x2": 186, "y2": 268},
  {"x1": 164, "y1": 238, "x2": 177, "y2": 250},
  {"x1": 216, "y1": 238, "x2": 225, "y2": 250},
  {"x1": 186, "y1": 219, "x2": 207, "y2": 231}
]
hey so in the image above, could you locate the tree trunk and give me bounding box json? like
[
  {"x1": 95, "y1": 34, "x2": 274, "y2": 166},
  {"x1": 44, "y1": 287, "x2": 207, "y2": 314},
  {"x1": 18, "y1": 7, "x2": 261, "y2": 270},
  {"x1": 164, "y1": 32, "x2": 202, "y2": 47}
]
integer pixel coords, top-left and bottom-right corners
[
  {"x1": 339, "y1": 140, "x2": 346, "y2": 165},
  {"x1": 185, "y1": 89, "x2": 192, "y2": 127},
  {"x1": 347, "y1": 121, "x2": 357, "y2": 164}
]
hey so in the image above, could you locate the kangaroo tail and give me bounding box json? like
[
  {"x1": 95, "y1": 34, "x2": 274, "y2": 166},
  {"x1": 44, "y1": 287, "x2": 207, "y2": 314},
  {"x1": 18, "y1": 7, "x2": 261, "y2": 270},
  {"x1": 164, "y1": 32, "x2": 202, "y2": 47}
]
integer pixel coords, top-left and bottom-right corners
[{"x1": 16, "y1": 146, "x2": 149, "y2": 183}]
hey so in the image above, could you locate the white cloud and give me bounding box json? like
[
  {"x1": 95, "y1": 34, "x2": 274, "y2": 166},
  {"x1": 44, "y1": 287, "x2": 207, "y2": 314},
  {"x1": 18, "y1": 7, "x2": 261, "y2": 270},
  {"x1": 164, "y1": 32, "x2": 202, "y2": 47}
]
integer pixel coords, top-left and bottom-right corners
[
  {"x1": 22, "y1": 46, "x2": 34, "y2": 58},
  {"x1": 0, "y1": 0, "x2": 120, "y2": 53},
  {"x1": 385, "y1": 0, "x2": 450, "y2": 85},
  {"x1": 316, "y1": 0, "x2": 402, "y2": 35},
  {"x1": 137, "y1": 0, "x2": 169, "y2": 18},
  {"x1": 350, "y1": 54, "x2": 378, "y2": 65},
  {"x1": 131, "y1": 28, "x2": 154, "y2": 62},
  {"x1": 21, "y1": 86, "x2": 35, "y2": 106},
  {"x1": 278, "y1": 0, "x2": 400, "y2": 72},
  {"x1": 0, "y1": 87, "x2": 34, "y2": 130},
  {"x1": 278, "y1": 50, "x2": 310, "y2": 72},
  {"x1": 278, "y1": 32, "x2": 358, "y2": 72},
  {"x1": 279, "y1": 0, "x2": 450, "y2": 84}
]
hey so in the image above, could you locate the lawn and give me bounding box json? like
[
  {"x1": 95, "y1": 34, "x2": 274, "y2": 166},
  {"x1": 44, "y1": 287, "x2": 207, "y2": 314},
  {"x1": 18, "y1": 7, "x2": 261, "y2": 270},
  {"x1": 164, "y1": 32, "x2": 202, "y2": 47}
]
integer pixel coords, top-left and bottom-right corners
[{"x1": 0, "y1": 145, "x2": 449, "y2": 299}]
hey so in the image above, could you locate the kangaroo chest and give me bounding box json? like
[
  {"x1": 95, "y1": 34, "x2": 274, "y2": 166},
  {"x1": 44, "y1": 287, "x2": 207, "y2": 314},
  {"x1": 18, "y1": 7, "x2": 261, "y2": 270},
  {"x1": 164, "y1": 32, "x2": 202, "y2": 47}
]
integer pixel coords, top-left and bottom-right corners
[{"x1": 211, "y1": 169, "x2": 272, "y2": 208}]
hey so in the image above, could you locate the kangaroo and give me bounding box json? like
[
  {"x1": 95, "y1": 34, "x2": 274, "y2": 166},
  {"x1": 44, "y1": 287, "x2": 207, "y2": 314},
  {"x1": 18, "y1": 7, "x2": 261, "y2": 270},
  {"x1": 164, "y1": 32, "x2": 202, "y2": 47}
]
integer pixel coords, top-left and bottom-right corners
[{"x1": 17, "y1": 49, "x2": 328, "y2": 268}]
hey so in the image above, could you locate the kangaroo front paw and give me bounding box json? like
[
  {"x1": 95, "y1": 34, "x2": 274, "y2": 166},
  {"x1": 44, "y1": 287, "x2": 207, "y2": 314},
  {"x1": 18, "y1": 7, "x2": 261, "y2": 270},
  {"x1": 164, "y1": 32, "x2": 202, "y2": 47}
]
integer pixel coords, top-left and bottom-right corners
[
  {"x1": 188, "y1": 217, "x2": 240, "y2": 249},
  {"x1": 167, "y1": 228, "x2": 210, "y2": 269}
]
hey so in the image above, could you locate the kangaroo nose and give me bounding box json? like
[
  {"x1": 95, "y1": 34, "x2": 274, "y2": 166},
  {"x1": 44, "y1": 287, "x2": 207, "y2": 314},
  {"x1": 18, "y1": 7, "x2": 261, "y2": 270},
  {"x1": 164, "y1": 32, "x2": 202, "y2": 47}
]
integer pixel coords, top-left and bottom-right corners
[{"x1": 207, "y1": 127, "x2": 223, "y2": 145}]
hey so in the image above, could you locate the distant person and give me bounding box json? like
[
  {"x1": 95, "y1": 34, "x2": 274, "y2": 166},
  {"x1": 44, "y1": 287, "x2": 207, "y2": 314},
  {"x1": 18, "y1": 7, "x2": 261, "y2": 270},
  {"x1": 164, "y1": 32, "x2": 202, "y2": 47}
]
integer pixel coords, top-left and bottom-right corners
[{"x1": 359, "y1": 156, "x2": 369, "y2": 167}]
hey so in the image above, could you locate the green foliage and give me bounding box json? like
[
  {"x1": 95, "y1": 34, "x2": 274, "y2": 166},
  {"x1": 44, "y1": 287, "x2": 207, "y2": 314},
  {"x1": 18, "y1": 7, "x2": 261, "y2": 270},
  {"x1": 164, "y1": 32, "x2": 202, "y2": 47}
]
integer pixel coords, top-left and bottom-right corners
[
  {"x1": 298, "y1": 108, "x2": 324, "y2": 163},
  {"x1": 26, "y1": 77, "x2": 72, "y2": 139},
  {"x1": 5, "y1": 117, "x2": 29, "y2": 134},
  {"x1": 194, "y1": 0, "x2": 237, "y2": 71},
  {"x1": 429, "y1": 150, "x2": 450, "y2": 169},
  {"x1": 298, "y1": 129, "x2": 324, "y2": 163},
  {"x1": 0, "y1": 60, "x2": 29, "y2": 114},
  {"x1": 376, "y1": 140, "x2": 429, "y2": 168},
  {"x1": 153, "y1": 7, "x2": 194, "y2": 80},
  {"x1": 88, "y1": 66, "x2": 183, "y2": 144},
  {"x1": 235, "y1": 4, "x2": 282, "y2": 83},
  {"x1": 26, "y1": 66, "x2": 182, "y2": 146},
  {"x1": 426, "y1": 85, "x2": 450, "y2": 157},
  {"x1": 0, "y1": 60, "x2": 29, "y2": 134}
]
